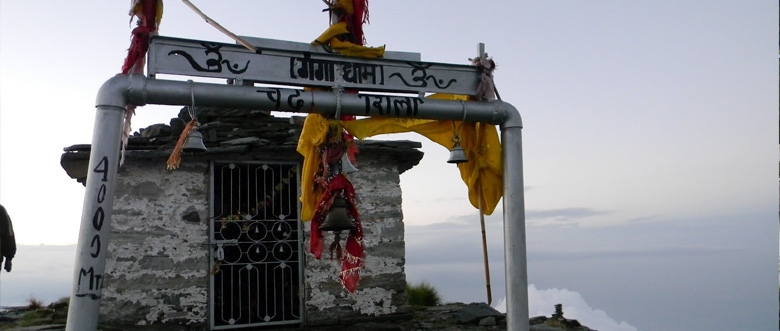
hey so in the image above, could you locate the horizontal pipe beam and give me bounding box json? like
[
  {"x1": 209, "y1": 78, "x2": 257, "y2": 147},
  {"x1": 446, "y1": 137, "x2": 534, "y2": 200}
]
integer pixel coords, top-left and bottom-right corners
[{"x1": 101, "y1": 74, "x2": 515, "y2": 125}]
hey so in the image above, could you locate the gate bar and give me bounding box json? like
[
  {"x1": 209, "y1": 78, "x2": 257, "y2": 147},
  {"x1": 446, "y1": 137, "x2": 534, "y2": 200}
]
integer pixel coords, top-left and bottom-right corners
[{"x1": 66, "y1": 74, "x2": 528, "y2": 331}]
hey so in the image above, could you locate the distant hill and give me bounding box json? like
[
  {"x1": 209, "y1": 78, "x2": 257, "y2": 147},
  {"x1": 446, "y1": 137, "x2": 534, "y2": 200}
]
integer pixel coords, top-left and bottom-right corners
[{"x1": 0, "y1": 245, "x2": 76, "y2": 307}]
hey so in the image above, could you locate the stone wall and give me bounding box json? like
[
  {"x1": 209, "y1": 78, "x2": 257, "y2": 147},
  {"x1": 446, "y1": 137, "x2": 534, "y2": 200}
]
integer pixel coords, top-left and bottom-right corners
[
  {"x1": 99, "y1": 160, "x2": 211, "y2": 327},
  {"x1": 60, "y1": 110, "x2": 423, "y2": 328},
  {"x1": 302, "y1": 151, "x2": 410, "y2": 325},
  {"x1": 91, "y1": 147, "x2": 416, "y2": 328}
]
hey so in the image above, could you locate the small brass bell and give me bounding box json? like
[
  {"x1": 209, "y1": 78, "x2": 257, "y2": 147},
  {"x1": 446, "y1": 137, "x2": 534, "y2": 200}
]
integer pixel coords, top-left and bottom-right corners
[
  {"x1": 447, "y1": 142, "x2": 468, "y2": 164},
  {"x1": 340, "y1": 153, "x2": 359, "y2": 174},
  {"x1": 183, "y1": 130, "x2": 207, "y2": 153},
  {"x1": 319, "y1": 197, "x2": 355, "y2": 232}
]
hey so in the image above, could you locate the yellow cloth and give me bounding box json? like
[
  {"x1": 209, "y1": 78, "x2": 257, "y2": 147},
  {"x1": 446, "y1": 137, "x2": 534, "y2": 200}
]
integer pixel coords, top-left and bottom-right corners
[
  {"x1": 313, "y1": 22, "x2": 385, "y2": 58},
  {"x1": 129, "y1": 0, "x2": 163, "y2": 27},
  {"x1": 335, "y1": 0, "x2": 354, "y2": 15},
  {"x1": 297, "y1": 19, "x2": 386, "y2": 221},
  {"x1": 297, "y1": 96, "x2": 503, "y2": 220},
  {"x1": 339, "y1": 96, "x2": 503, "y2": 215},
  {"x1": 297, "y1": 114, "x2": 331, "y2": 221}
]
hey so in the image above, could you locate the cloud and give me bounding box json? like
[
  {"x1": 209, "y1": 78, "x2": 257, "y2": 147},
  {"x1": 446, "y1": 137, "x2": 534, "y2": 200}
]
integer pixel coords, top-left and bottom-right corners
[
  {"x1": 493, "y1": 285, "x2": 638, "y2": 331},
  {"x1": 625, "y1": 214, "x2": 662, "y2": 223},
  {"x1": 528, "y1": 245, "x2": 747, "y2": 261},
  {"x1": 405, "y1": 217, "x2": 505, "y2": 265},
  {"x1": 526, "y1": 207, "x2": 612, "y2": 222}
]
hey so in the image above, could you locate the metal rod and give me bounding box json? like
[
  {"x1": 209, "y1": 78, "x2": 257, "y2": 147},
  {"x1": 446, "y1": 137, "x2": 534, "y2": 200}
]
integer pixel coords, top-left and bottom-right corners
[
  {"x1": 180, "y1": 0, "x2": 259, "y2": 53},
  {"x1": 478, "y1": 183, "x2": 492, "y2": 305},
  {"x1": 67, "y1": 74, "x2": 528, "y2": 329}
]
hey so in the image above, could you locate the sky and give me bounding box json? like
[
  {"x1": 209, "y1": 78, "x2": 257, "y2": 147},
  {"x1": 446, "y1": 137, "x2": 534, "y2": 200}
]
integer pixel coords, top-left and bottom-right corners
[{"x1": 0, "y1": 1, "x2": 778, "y2": 330}]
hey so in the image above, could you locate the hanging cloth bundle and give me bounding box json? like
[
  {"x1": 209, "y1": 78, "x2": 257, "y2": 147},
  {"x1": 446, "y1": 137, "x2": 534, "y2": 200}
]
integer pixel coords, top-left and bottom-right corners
[
  {"x1": 299, "y1": 117, "x2": 364, "y2": 292},
  {"x1": 314, "y1": 0, "x2": 384, "y2": 58},
  {"x1": 309, "y1": 174, "x2": 364, "y2": 292},
  {"x1": 120, "y1": 0, "x2": 163, "y2": 165},
  {"x1": 470, "y1": 53, "x2": 497, "y2": 101}
]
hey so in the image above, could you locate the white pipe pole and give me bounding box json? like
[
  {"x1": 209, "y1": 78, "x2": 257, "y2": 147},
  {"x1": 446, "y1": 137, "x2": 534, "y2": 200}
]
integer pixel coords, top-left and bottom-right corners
[
  {"x1": 500, "y1": 107, "x2": 529, "y2": 331},
  {"x1": 65, "y1": 103, "x2": 125, "y2": 330}
]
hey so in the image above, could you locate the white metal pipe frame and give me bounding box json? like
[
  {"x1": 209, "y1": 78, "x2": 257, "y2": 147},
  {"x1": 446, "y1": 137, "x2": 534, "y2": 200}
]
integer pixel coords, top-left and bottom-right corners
[{"x1": 65, "y1": 74, "x2": 528, "y2": 330}]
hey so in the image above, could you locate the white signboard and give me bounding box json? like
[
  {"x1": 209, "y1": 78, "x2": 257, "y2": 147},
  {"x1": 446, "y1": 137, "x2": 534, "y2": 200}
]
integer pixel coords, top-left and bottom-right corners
[{"x1": 148, "y1": 36, "x2": 481, "y2": 95}]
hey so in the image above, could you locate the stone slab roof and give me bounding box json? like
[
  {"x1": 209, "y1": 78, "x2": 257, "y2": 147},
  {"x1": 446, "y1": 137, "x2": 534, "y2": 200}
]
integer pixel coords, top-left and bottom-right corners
[{"x1": 61, "y1": 107, "x2": 424, "y2": 184}]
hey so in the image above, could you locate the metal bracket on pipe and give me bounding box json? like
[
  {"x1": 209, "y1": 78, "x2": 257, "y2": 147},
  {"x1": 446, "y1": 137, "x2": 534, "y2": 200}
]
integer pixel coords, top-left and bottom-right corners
[
  {"x1": 126, "y1": 74, "x2": 147, "y2": 107},
  {"x1": 459, "y1": 100, "x2": 468, "y2": 123},
  {"x1": 333, "y1": 85, "x2": 344, "y2": 119}
]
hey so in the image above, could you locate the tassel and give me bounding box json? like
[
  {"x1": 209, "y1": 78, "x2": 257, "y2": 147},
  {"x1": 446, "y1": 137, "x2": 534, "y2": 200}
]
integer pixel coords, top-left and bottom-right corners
[
  {"x1": 120, "y1": 104, "x2": 136, "y2": 166},
  {"x1": 120, "y1": 0, "x2": 162, "y2": 166},
  {"x1": 310, "y1": 218, "x2": 324, "y2": 259},
  {"x1": 119, "y1": 0, "x2": 161, "y2": 166},
  {"x1": 340, "y1": 235, "x2": 363, "y2": 292},
  {"x1": 329, "y1": 232, "x2": 343, "y2": 260},
  {"x1": 166, "y1": 120, "x2": 197, "y2": 169}
]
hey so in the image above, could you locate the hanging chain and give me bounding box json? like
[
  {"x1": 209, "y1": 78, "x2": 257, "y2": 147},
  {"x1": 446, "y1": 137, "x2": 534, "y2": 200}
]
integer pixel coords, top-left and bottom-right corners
[{"x1": 187, "y1": 80, "x2": 197, "y2": 122}]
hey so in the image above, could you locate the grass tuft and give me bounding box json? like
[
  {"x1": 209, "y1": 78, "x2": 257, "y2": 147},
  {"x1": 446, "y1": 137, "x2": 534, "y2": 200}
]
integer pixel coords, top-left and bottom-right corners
[
  {"x1": 406, "y1": 281, "x2": 441, "y2": 307},
  {"x1": 1, "y1": 297, "x2": 69, "y2": 328},
  {"x1": 25, "y1": 297, "x2": 44, "y2": 310}
]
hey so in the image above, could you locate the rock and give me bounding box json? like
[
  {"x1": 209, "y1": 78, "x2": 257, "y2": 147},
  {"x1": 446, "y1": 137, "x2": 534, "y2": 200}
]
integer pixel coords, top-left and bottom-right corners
[
  {"x1": 181, "y1": 208, "x2": 201, "y2": 223},
  {"x1": 343, "y1": 322, "x2": 405, "y2": 330},
  {"x1": 530, "y1": 325, "x2": 568, "y2": 331},
  {"x1": 455, "y1": 302, "x2": 503, "y2": 324},
  {"x1": 220, "y1": 137, "x2": 262, "y2": 146},
  {"x1": 290, "y1": 116, "x2": 307, "y2": 125},
  {"x1": 6, "y1": 325, "x2": 66, "y2": 330},
  {"x1": 169, "y1": 118, "x2": 186, "y2": 137},
  {"x1": 479, "y1": 316, "x2": 497, "y2": 326},
  {"x1": 530, "y1": 316, "x2": 548, "y2": 325},
  {"x1": 138, "y1": 124, "x2": 171, "y2": 138},
  {"x1": 0, "y1": 301, "x2": 601, "y2": 331}
]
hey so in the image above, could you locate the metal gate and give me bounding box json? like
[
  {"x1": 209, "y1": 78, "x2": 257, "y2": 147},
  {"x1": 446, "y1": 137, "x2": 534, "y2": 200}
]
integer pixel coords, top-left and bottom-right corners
[{"x1": 209, "y1": 161, "x2": 303, "y2": 329}]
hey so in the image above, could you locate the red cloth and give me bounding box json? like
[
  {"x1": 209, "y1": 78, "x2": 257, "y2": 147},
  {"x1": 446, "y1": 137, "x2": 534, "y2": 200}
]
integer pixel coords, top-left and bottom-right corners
[
  {"x1": 122, "y1": 0, "x2": 159, "y2": 74},
  {"x1": 309, "y1": 174, "x2": 364, "y2": 292},
  {"x1": 349, "y1": 0, "x2": 369, "y2": 45},
  {"x1": 335, "y1": 0, "x2": 369, "y2": 45},
  {"x1": 121, "y1": 25, "x2": 153, "y2": 74}
]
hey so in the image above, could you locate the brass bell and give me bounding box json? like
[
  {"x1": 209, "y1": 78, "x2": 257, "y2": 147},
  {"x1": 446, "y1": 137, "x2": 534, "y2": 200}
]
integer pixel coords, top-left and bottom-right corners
[
  {"x1": 319, "y1": 197, "x2": 355, "y2": 232},
  {"x1": 447, "y1": 142, "x2": 468, "y2": 164},
  {"x1": 340, "y1": 153, "x2": 359, "y2": 174},
  {"x1": 183, "y1": 130, "x2": 207, "y2": 153}
]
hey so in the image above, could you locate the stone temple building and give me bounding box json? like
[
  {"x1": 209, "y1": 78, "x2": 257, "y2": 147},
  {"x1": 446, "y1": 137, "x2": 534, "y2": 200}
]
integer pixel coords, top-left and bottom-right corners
[{"x1": 60, "y1": 107, "x2": 423, "y2": 329}]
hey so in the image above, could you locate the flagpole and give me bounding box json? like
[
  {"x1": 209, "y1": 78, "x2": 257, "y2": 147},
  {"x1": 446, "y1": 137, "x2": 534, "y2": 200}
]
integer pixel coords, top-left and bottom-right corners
[{"x1": 478, "y1": 182, "x2": 492, "y2": 305}]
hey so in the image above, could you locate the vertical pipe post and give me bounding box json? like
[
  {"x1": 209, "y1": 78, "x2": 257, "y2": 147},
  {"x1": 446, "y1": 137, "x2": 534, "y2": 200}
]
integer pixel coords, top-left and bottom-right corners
[
  {"x1": 501, "y1": 121, "x2": 529, "y2": 330},
  {"x1": 65, "y1": 104, "x2": 125, "y2": 331}
]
